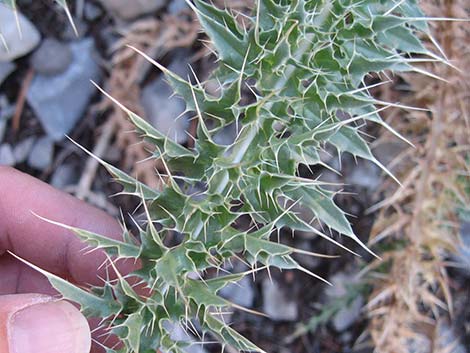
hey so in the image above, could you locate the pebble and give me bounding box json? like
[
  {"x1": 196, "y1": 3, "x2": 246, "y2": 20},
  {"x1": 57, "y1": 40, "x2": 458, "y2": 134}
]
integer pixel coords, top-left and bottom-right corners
[
  {"x1": 219, "y1": 275, "x2": 255, "y2": 308},
  {"x1": 213, "y1": 123, "x2": 237, "y2": 146},
  {"x1": 262, "y1": 278, "x2": 298, "y2": 321},
  {"x1": 0, "y1": 4, "x2": 41, "y2": 61},
  {"x1": 27, "y1": 136, "x2": 54, "y2": 170},
  {"x1": 98, "y1": 0, "x2": 166, "y2": 20},
  {"x1": 31, "y1": 38, "x2": 73, "y2": 76},
  {"x1": 168, "y1": 0, "x2": 187, "y2": 14},
  {"x1": 0, "y1": 144, "x2": 15, "y2": 166},
  {"x1": 0, "y1": 61, "x2": 16, "y2": 85},
  {"x1": 406, "y1": 335, "x2": 432, "y2": 353},
  {"x1": 13, "y1": 136, "x2": 35, "y2": 164},
  {"x1": 26, "y1": 38, "x2": 101, "y2": 141},
  {"x1": 435, "y1": 320, "x2": 466, "y2": 353},
  {"x1": 346, "y1": 161, "x2": 381, "y2": 191},
  {"x1": 372, "y1": 141, "x2": 406, "y2": 166},
  {"x1": 325, "y1": 272, "x2": 364, "y2": 332},
  {"x1": 61, "y1": 18, "x2": 88, "y2": 40},
  {"x1": 84, "y1": 2, "x2": 103, "y2": 21},
  {"x1": 455, "y1": 221, "x2": 470, "y2": 275},
  {"x1": 51, "y1": 163, "x2": 77, "y2": 189},
  {"x1": 141, "y1": 53, "x2": 190, "y2": 144},
  {"x1": 0, "y1": 118, "x2": 6, "y2": 142},
  {"x1": 164, "y1": 322, "x2": 209, "y2": 353}
]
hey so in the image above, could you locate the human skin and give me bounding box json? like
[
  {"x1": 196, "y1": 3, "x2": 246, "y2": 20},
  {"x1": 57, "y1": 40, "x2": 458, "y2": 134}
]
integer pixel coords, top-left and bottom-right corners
[{"x1": 0, "y1": 166, "x2": 137, "y2": 353}]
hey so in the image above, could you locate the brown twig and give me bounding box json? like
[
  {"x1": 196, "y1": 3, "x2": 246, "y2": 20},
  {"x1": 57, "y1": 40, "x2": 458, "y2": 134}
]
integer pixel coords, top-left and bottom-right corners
[
  {"x1": 75, "y1": 118, "x2": 116, "y2": 200},
  {"x1": 12, "y1": 68, "x2": 34, "y2": 134}
]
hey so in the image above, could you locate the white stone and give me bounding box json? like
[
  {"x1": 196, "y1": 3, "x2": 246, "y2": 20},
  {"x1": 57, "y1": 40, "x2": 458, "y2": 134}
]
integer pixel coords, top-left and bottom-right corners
[
  {"x1": 51, "y1": 164, "x2": 77, "y2": 189},
  {"x1": 0, "y1": 4, "x2": 41, "y2": 61},
  {"x1": 0, "y1": 144, "x2": 15, "y2": 166},
  {"x1": 262, "y1": 278, "x2": 298, "y2": 321},
  {"x1": 13, "y1": 137, "x2": 35, "y2": 163},
  {"x1": 220, "y1": 275, "x2": 255, "y2": 308},
  {"x1": 141, "y1": 53, "x2": 190, "y2": 144},
  {"x1": 26, "y1": 39, "x2": 101, "y2": 141},
  {"x1": 325, "y1": 272, "x2": 364, "y2": 332},
  {"x1": 0, "y1": 118, "x2": 6, "y2": 142},
  {"x1": 31, "y1": 38, "x2": 73, "y2": 76},
  {"x1": 27, "y1": 136, "x2": 54, "y2": 170}
]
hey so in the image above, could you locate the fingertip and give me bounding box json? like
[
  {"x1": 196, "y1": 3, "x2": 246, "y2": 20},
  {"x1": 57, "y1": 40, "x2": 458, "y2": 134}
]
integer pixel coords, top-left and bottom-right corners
[{"x1": 0, "y1": 294, "x2": 91, "y2": 353}]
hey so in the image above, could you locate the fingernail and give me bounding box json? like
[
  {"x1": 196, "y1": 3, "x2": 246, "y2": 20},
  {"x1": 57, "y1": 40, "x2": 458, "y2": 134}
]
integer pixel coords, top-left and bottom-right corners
[{"x1": 9, "y1": 300, "x2": 91, "y2": 353}]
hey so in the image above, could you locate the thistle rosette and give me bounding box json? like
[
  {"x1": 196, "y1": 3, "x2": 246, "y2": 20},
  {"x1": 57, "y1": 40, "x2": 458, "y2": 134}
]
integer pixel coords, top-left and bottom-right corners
[{"x1": 31, "y1": 1, "x2": 441, "y2": 352}]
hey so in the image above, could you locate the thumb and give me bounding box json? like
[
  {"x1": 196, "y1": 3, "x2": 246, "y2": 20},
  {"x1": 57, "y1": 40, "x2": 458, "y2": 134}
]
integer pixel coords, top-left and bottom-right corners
[{"x1": 0, "y1": 294, "x2": 91, "y2": 353}]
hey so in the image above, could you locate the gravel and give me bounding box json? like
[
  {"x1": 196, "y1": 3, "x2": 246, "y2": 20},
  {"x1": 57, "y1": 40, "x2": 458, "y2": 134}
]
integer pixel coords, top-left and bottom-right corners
[
  {"x1": 31, "y1": 38, "x2": 73, "y2": 76},
  {"x1": 0, "y1": 144, "x2": 15, "y2": 166},
  {"x1": 262, "y1": 278, "x2": 298, "y2": 321},
  {"x1": 0, "y1": 4, "x2": 41, "y2": 61},
  {"x1": 27, "y1": 136, "x2": 54, "y2": 170},
  {"x1": 26, "y1": 38, "x2": 102, "y2": 141}
]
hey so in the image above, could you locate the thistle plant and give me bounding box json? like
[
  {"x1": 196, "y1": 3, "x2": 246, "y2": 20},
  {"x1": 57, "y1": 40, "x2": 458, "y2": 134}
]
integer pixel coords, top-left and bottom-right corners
[{"x1": 14, "y1": 1, "x2": 447, "y2": 352}]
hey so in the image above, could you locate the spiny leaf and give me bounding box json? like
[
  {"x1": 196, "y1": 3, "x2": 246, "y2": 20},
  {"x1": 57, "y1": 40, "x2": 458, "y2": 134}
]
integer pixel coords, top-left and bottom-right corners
[
  {"x1": 35, "y1": 0, "x2": 437, "y2": 351},
  {"x1": 33, "y1": 213, "x2": 140, "y2": 258},
  {"x1": 8, "y1": 251, "x2": 121, "y2": 317}
]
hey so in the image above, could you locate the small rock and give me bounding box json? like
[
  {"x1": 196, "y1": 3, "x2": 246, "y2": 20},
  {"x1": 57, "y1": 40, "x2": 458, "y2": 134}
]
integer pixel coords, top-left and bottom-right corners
[
  {"x1": 262, "y1": 278, "x2": 298, "y2": 321},
  {"x1": 325, "y1": 272, "x2": 364, "y2": 332},
  {"x1": 164, "y1": 322, "x2": 209, "y2": 353},
  {"x1": 0, "y1": 61, "x2": 16, "y2": 85},
  {"x1": 0, "y1": 4, "x2": 41, "y2": 61},
  {"x1": 27, "y1": 38, "x2": 101, "y2": 141},
  {"x1": 51, "y1": 164, "x2": 77, "y2": 189},
  {"x1": 61, "y1": 18, "x2": 88, "y2": 40},
  {"x1": 168, "y1": 0, "x2": 187, "y2": 14},
  {"x1": 346, "y1": 161, "x2": 381, "y2": 191},
  {"x1": 84, "y1": 2, "x2": 103, "y2": 21},
  {"x1": 435, "y1": 320, "x2": 466, "y2": 353},
  {"x1": 27, "y1": 136, "x2": 54, "y2": 170},
  {"x1": 98, "y1": 25, "x2": 120, "y2": 49},
  {"x1": 141, "y1": 53, "x2": 190, "y2": 144},
  {"x1": 0, "y1": 119, "x2": 6, "y2": 142},
  {"x1": 98, "y1": 0, "x2": 166, "y2": 20},
  {"x1": 455, "y1": 221, "x2": 470, "y2": 276},
  {"x1": 294, "y1": 240, "x2": 321, "y2": 269},
  {"x1": 31, "y1": 38, "x2": 73, "y2": 76},
  {"x1": 220, "y1": 276, "x2": 255, "y2": 308},
  {"x1": 213, "y1": 124, "x2": 237, "y2": 146},
  {"x1": 332, "y1": 297, "x2": 363, "y2": 331},
  {"x1": 372, "y1": 141, "x2": 406, "y2": 166},
  {"x1": 0, "y1": 144, "x2": 15, "y2": 165},
  {"x1": 318, "y1": 169, "x2": 341, "y2": 192},
  {"x1": 13, "y1": 137, "x2": 35, "y2": 163},
  {"x1": 0, "y1": 95, "x2": 14, "y2": 121},
  {"x1": 407, "y1": 335, "x2": 432, "y2": 353}
]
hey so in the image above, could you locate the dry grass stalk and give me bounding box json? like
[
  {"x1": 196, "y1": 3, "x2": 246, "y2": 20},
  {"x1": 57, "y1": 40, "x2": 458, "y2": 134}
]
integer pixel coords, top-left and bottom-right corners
[{"x1": 367, "y1": 1, "x2": 469, "y2": 352}]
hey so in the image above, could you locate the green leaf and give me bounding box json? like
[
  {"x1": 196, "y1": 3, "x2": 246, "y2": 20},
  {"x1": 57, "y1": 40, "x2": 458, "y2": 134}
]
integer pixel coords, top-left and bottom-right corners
[
  {"x1": 33, "y1": 215, "x2": 140, "y2": 258},
  {"x1": 9, "y1": 252, "x2": 121, "y2": 317},
  {"x1": 123, "y1": 312, "x2": 143, "y2": 352},
  {"x1": 284, "y1": 185, "x2": 354, "y2": 236},
  {"x1": 191, "y1": 0, "x2": 248, "y2": 68}
]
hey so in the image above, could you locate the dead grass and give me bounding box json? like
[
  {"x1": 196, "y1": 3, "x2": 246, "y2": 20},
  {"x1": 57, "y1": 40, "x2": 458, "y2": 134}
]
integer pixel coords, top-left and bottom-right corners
[{"x1": 366, "y1": 1, "x2": 469, "y2": 352}]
